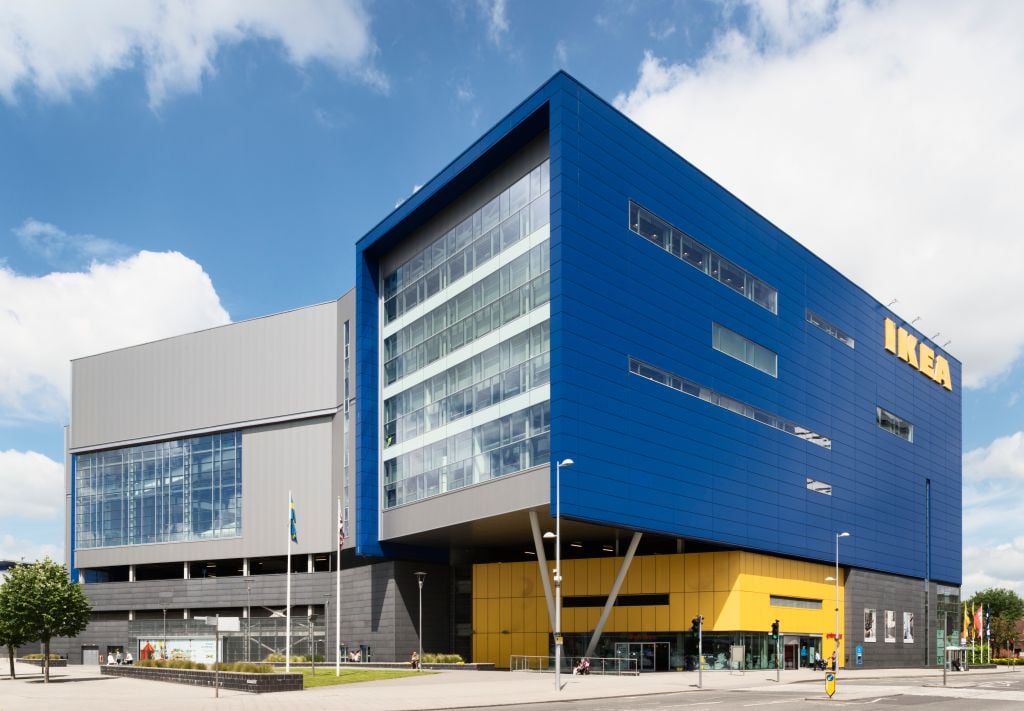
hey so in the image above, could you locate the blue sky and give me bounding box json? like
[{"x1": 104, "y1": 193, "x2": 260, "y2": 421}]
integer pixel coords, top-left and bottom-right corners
[{"x1": 1, "y1": 0, "x2": 1021, "y2": 597}]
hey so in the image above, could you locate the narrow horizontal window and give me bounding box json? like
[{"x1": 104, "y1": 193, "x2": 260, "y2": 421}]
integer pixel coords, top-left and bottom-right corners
[
  {"x1": 629, "y1": 357, "x2": 831, "y2": 449},
  {"x1": 629, "y1": 201, "x2": 777, "y2": 313},
  {"x1": 806, "y1": 309, "x2": 855, "y2": 348},
  {"x1": 770, "y1": 596, "x2": 823, "y2": 610},
  {"x1": 876, "y1": 406, "x2": 913, "y2": 442},
  {"x1": 713, "y1": 323, "x2": 777, "y2": 377},
  {"x1": 806, "y1": 478, "x2": 832, "y2": 495},
  {"x1": 563, "y1": 594, "x2": 670, "y2": 608}
]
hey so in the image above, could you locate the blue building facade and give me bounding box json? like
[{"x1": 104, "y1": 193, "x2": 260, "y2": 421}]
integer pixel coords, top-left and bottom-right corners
[{"x1": 356, "y1": 71, "x2": 960, "y2": 586}]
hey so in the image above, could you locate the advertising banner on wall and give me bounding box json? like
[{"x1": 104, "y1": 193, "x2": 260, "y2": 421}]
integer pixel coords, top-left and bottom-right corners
[
  {"x1": 137, "y1": 638, "x2": 216, "y2": 664},
  {"x1": 863, "y1": 609, "x2": 876, "y2": 643},
  {"x1": 885, "y1": 610, "x2": 896, "y2": 643}
]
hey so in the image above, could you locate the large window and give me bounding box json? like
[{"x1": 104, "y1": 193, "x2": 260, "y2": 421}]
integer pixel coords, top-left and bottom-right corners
[
  {"x1": 384, "y1": 323, "x2": 549, "y2": 447},
  {"x1": 384, "y1": 242, "x2": 549, "y2": 385},
  {"x1": 629, "y1": 357, "x2": 831, "y2": 449},
  {"x1": 876, "y1": 406, "x2": 913, "y2": 442},
  {"x1": 75, "y1": 431, "x2": 242, "y2": 549},
  {"x1": 383, "y1": 402, "x2": 550, "y2": 508},
  {"x1": 629, "y1": 202, "x2": 777, "y2": 313},
  {"x1": 383, "y1": 160, "x2": 550, "y2": 324},
  {"x1": 712, "y1": 323, "x2": 777, "y2": 377}
]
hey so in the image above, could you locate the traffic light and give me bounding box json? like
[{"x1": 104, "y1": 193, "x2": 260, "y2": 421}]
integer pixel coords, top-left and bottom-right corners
[
  {"x1": 771, "y1": 620, "x2": 779, "y2": 640},
  {"x1": 691, "y1": 616, "x2": 703, "y2": 635}
]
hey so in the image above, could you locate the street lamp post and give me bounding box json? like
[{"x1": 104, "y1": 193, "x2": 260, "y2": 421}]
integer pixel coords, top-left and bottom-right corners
[
  {"x1": 543, "y1": 458, "x2": 573, "y2": 691},
  {"x1": 415, "y1": 572, "x2": 427, "y2": 671},
  {"x1": 246, "y1": 579, "x2": 252, "y2": 662},
  {"x1": 162, "y1": 608, "x2": 167, "y2": 659},
  {"x1": 833, "y1": 532, "x2": 850, "y2": 672}
]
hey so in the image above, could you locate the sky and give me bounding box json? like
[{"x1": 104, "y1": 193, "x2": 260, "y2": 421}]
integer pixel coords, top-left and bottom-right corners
[{"x1": 0, "y1": 0, "x2": 1021, "y2": 598}]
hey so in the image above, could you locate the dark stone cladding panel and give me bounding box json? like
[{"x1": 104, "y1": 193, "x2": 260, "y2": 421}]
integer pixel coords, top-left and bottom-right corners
[
  {"x1": 47, "y1": 561, "x2": 452, "y2": 664},
  {"x1": 844, "y1": 569, "x2": 937, "y2": 668},
  {"x1": 101, "y1": 665, "x2": 303, "y2": 693}
]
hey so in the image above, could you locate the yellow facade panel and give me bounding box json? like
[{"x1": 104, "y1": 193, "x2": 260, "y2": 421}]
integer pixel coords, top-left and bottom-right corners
[
  {"x1": 713, "y1": 553, "x2": 730, "y2": 591},
  {"x1": 523, "y1": 596, "x2": 537, "y2": 634},
  {"x1": 641, "y1": 605, "x2": 656, "y2": 632},
  {"x1": 498, "y1": 633, "x2": 511, "y2": 669},
  {"x1": 655, "y1": 605, "x2": 670, "y2": 631},
  {"x1": 500, "y1": 598, "x2": 512, "y2": 633},
  {"x1": 585, "y1": 607, "x2": 600, "y2": 631},
  {"x1": 699, "y1": 554, "x2": 714, "y2": 591},
  {"x1": 623, "y1": 557, "x2": 640, "y2": 594},
  {"x1": 684, "y1": 555, "x2": 700, "y2": 592},
  {"x1": 537, "y1": 595, "x2": 550, "y2": 632},
  {"x1": 656, "y1": 555, "x2": 670, "y2": 592},
  {"x1": 641, "y1": 556, "x2": 656, "y2": 592},
  {"x1": 510, "y1": 563, "x2": 525, "y2": 598},
  {"x1": 511, "y1": 596, "x2": 524, "y2": 632},
  {"x1": 499, "y1": 564, "x2": 512, "y2": 597},
  {"x1": 601, "y1": 557, "x2": 615, "y2": 590},
  {"x1": 670, "y1": 555, "x2": 684, "y2": 592},
  {"x1": 669, "y1": 592, "x2": 688, "y2": 630},
  {"x1": 627, "y1": 606, "x2": 642, "y2": 632},
  {"x1": 487, "y1": 565, "x2": 500, "y2": 599},
  {"x1": 699, "y1": 591, "x2": 715, "y2": 627},
  {"x1": 588, "y1": 558, "x2": 602, "y2": 595}
]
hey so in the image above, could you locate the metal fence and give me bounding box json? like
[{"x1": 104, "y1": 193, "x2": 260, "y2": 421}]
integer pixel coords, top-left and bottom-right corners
[
  {"x1": 126, "y1": 617, "x2": 328, "y2": 663},
  {"x1": 509, "y1": 655, "x2": 639, "y2": 675}
]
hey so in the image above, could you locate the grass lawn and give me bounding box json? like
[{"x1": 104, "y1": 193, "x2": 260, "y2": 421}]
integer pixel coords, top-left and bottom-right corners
[{"x1": 283, "y1": 667, "x2": 433, "y2": 688}]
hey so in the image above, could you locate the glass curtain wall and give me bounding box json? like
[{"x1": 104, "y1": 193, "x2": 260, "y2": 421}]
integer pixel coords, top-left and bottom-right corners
[{"x1": 76, "y1": 431, "x2": 242, "y2": 549}]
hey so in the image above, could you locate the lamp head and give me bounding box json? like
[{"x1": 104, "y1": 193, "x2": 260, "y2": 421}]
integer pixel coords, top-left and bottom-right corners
[
  {"x1": 558, "y1": 458, "x2": 574, "y2": 468},
  {"x1": 414, "y1": 571, "x2": 427, "y2": 587},
  {"x1": 543, "y1": 531, "x2": 556, "y2": 539},
  {"x1": 825, "y1": 576, "x2": 836, "y2": 582},
  {"x1": 837, "y1": 531, "x2": 850, "y2": 538}
]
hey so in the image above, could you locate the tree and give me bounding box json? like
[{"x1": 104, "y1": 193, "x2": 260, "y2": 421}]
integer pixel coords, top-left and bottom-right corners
[
  {"x1": 0, "y1": 558, "x2": 91, "y2": 683},
  {"x1": 966, "y1": 588, "x2": 1024, "y2": 623},
  {"x1": 990, "y1": 615, "x2": 1017, "y2": 656},
  {"x1": 0, "y1": 578, "x2": 31, "y2": 679}
]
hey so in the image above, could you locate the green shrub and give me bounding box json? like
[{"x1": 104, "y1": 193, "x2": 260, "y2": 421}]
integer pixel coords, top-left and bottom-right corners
[
  {"x1": 21, "y1": 653, "x2": 62, "y2": 660},
  {"x1": 263, "y1": 653, "x2": 309, "y2": 663},
  {"x1": 422, "y1": 653, "x2": 464, "y2": 664},
  {"x1": 212, "y1": 662, "x2": 274, "y2": 673},
  {"x1": 135, "y1": 659, "x2": 208, "y2": 670}
]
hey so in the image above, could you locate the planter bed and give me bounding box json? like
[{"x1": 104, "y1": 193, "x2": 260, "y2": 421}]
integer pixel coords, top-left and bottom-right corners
[
  {"x1": 329, "y1": 661, "x2": 496, "y2": 671},
  {"x1": 18, "y1": 658, "x2": 67, "y2": 668},
  {"x1": 101, "y1": 665, "x2": 302, "y2": 693}
]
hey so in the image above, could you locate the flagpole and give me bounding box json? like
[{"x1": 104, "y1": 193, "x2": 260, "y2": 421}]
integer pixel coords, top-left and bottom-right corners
[
  {"x1": 336, "y1": 496, "x2": 342, "y2": 676},
  {"x1": 286, "y1": 490, "x2": 292, "y2": 673}
]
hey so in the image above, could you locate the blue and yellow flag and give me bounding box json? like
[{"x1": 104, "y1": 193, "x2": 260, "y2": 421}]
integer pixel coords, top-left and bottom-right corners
[{"x1": 290, "y1": 494, "x2": 298, "y2": 543}]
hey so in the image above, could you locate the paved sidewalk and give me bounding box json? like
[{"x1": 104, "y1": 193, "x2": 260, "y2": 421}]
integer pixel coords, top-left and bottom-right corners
[{"x1": 1, "y1": 661, "x2": 1019, "y2": 711}]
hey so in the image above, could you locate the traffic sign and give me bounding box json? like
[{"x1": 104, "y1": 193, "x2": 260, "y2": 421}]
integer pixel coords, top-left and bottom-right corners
[{"x1": 825, "y1": 671, "x2": 836, "y2": 697}]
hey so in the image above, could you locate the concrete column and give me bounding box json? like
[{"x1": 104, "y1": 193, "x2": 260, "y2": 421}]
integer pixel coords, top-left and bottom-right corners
[
  {"x1": 243, "y1": 558, "x2": 250, "y2": 576},
  {"x1": 129, "y1": 564, "x2": 135, "y2": 582},
  {"x1": 183, "y1": 562, "x2": 190, "y2": 579},
  {"x1": 308, "y1": 554, "x2": 314, "y2": 573}
]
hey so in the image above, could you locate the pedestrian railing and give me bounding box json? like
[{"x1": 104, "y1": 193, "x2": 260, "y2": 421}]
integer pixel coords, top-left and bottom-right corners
[{"x1": 509, "y1": 655, "x2": 639, "y2": 675}]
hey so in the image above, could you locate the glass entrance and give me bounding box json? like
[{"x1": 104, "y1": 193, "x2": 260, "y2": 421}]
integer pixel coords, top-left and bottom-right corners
[{"x1": 614, "y1": 642, "x2": 671, "y2": 672}]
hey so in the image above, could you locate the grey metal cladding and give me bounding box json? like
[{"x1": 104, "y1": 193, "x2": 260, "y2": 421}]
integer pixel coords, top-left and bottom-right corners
[
  {"x1": 381, "y1": 465, "x2": 548, "y2": 539},
  {"x1": 70, "y1": 301, "x2": 339, "y2": 451}
]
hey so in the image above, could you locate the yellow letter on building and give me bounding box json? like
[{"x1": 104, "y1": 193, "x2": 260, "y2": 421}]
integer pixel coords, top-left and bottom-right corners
[
  {"x1": 933, "y1": 355, "x2": 953, "y2": 391},
  {"x1": 884, "y1": 318, "x2": 897, "y2": 354},
  {"x1": 897, "y1": 328, "x2": 919, "y2": 369},
  {"x1": 918, "y1": 343, "x2": 935, "y2": 379}
]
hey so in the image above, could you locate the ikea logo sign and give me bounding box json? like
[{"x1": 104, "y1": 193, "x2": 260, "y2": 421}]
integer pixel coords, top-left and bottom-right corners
[{"x1": 884, "y1": 318, "x2": 953, "y2": 392}]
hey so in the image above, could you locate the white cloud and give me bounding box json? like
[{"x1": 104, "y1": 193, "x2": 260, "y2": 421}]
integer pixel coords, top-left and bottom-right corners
[
  {"x1": 962, "y1": 432, "x2": 1024, "y2": 596},
  {"x1": 455, "y1": 79, "x2": 474, "y2": 104},
  {"x1": 554, "y1": 40, "x2": 569, "y2": 68},
  {"x1": 614, "y1": 0, "x2": 1024, "y2": 389},
  {"x1": 0, "y1": 533, "x2": 62, "y2": 565},
  {"x1": 479, "y1": 0, "x2": 509, "y2": 46},
  {"x1": 15, "y1": 218, "x2": 130, "y2": 268},
  {"x1": 0, "y1": 0, "x2": 385, "y2": 108},
  {"x1": 649, "y1": 20, "x2": 676, "y2": 41},
  {"x1": 0, "y1": 450, "x2": 63, "y2": 520},
  {"x1": 0, "y1": 246, "x2": 230, "y2": 422}
]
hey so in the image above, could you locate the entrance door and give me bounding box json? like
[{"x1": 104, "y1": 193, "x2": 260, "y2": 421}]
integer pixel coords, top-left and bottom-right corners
[
  {"x1": 613, "y1": 642, "x2": 671, "y2": 672},
  {"x1": 82, "y1": 647, "x2": 99, "y2": 666},
  {"x1": 784, "y1": 642, "x2": 799, "y2": 670}
]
